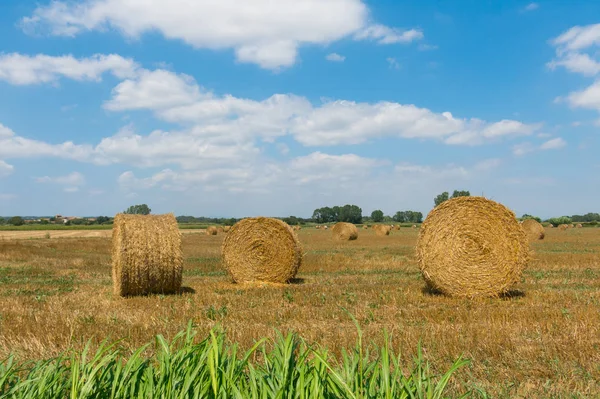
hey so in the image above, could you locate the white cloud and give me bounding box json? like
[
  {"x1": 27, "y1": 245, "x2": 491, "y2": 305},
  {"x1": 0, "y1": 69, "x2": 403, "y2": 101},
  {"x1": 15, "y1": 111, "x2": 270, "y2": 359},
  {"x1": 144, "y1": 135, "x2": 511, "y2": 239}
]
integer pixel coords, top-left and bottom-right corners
[
  {"x1": 35, "y1": 171, "x2": 85, "y2": 186},
  {"x1": 0, "y1": 53, "x2": 137, "y2": 85},
  {"x1": 551, "y1": 23, "x2": 600, "y2": 53},
  {"x1": 512, "y1": 142, "x2": 536, "y2": 156},
  {"x1": 523, "y1": 3, "x2": 539, "y2": 12},
  {"x1": 0, "y1": 160, "x2": 14, "y2": 177},
  {"x1": 540, "y1": 137, "x2": 566, "y2": 150},
  {"x1": 547, "y1": 52, "x2": 600, "y2": 76},
  {"x1": 21, "y1": 0, "x2": 420, "y2": 69},
  {"x1": 35, "y1": 171, "x2": 86, "y2": 193},
  {"x1": 418, "y1": 44, "x2": 438, "y2": 51},
  {"x1": 355, "y1": 25, "x2": 423, "y2": 44},
  {"x1": 386, "y1": 57, "x2": 401, "y2": 70},
  {"x1": 565, "y1": 80, "x2": 600, "y2": 111},
  {"x1": 474, "y1": 158, "x2": 502, "y2": 171},
  {"x1": 289, "y1": 152, "x2": 382, "y2": 184},
  {"x1": 104, "y1": 69, "x2": 202, "y2": 111},
  {"x1": 325, "y1": 53, "x2": 345, "y2": 62}
]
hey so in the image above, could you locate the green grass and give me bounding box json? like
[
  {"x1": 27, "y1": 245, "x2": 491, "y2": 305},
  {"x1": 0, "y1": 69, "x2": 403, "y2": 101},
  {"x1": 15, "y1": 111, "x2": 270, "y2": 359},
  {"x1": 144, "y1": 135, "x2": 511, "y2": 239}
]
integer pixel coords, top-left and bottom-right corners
[{"x1": 0, "y1": 321, "x2": 475, "y2": 398}]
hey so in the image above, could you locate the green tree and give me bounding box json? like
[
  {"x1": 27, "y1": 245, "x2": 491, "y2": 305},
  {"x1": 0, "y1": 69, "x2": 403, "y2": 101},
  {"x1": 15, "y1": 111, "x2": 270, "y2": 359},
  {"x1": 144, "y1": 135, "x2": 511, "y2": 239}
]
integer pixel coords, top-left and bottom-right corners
[
  {"x1": 371, "y1": 210, "x2": 384, "y2": 223},
  {"x1": 434, "y1": 192, "x2": 449, "y2": 207},
  {"x1": 451, "y1": 190, "x2": 471, "y2": 198},
  {"x1": 96, "y1": 216, "x2": 110, "y2": 224},
  {"x1": 124, "y1": 204, "x2": 151, "y2": 215},
  {"x1": 338, "y1": 204, "x2": 362, "y2": 224},
  {"x1": 393, "y1": 211, "x2": 407, "y2": 223},
  {"x1": 546, "y1": 216, "x2": 572, "y2": 227},
  {"x1": 283, "y1": 216, "x2": 299, "y2": 225},
  {"x1": 8, "y1": 216, "x2": 24, "y2": 226}
]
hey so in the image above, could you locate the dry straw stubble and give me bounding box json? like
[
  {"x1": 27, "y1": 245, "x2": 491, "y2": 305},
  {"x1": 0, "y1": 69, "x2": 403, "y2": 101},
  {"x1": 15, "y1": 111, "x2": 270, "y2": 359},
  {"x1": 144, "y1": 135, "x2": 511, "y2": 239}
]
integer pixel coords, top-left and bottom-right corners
[
  {"x1": 112, "y1": 213, "x2": 183, "y2": 297},
  {"x1": 222, "y1": 217, "x2": 302, "y2": 284},
  {"x1": 332, "y1": 222, "x2": 358, "y2": 241},
  {"x1": 416, "y1": 196, "x2": 530, "y2": 298},
  {"x1": 521, "y1": 218, "x2": 545, "y2": 240}
]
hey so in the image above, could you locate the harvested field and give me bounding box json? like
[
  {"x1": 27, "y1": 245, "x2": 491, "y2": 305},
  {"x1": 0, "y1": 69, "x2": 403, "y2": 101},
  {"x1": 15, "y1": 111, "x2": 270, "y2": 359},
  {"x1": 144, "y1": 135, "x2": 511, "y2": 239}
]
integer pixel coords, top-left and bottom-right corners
[
  {"x1": 0, "y1": 229, "x2": 210, "y2": 240},
  {"x1": 0, "y1": 227, "x2": 599, "y2": 397}
]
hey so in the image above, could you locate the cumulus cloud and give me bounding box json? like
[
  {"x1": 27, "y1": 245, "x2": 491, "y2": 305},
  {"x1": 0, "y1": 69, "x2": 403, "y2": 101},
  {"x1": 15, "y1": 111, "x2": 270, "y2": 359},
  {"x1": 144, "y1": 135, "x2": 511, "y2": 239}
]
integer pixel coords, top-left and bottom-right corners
[
  {"x1": 35, "y1": 171, "x2": 86, "y2": 193},
  {"x1": 540, "y1": 137, "x2": 566, "y2": 150},
  {"x1": 0, "y1": 53, "x2": 137, "y2": 85},
  {"x1": 522, "y1": 3, "x2": 539, "y2": 12},
  {"x1": 325, "y1": 53, "x2": 345, "y2": 62},
  {"x1": 20, "y1": 0, "x2": 420, "y2": 69},
  {"x1": 0, "y1": 160, "x2": 14, "y2": 177}
]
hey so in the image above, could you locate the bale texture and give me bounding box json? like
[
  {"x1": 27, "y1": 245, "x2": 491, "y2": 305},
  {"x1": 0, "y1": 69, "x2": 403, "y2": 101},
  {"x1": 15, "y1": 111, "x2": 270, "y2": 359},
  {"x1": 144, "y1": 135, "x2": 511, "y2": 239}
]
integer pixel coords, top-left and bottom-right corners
[
  {"x1": 206, "y1": 226, "x2": 218, "y2": 235},
  {"x1": 222, "y1": 217, "x2": 302, "y2": 284},
  {"x1": 332, "y1": 222, "x2": 358, "y2": 241},
  {"x1": 112, "y1": 213, "x2": 182, "y2": 297},
  {"x1": 374, "y1": 225, "x2": 391, "y2": 236},
  {"x1": 521, "y1": 219, "x2": 545, "y2": 240},
  {"x1": 416, "y1": 196, "x2": 529, "y2": 298}
]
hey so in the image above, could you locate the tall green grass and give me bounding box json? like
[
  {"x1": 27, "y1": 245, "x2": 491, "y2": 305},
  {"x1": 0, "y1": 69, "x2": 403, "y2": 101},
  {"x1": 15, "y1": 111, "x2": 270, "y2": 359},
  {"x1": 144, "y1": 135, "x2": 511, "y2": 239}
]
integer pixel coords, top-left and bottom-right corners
[{"x1": 0, "y1": 322, "x2": 474, "y2": 398}]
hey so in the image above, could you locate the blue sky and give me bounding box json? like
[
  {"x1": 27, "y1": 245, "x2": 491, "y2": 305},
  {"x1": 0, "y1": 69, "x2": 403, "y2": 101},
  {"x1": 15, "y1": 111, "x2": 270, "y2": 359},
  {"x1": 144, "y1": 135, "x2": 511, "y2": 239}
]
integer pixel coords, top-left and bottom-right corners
[{"x1": 0, "y1": 0, "x2": 599, "y2": 219}]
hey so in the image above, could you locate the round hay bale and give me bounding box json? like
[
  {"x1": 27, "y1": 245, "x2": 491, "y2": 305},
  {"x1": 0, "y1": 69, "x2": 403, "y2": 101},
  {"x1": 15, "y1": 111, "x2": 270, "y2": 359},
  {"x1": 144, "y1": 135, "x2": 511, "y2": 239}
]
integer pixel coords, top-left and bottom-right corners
[
  {"x1": 416, "y1": 196, "x2": 529, "y2": 298},
  {"x1": 374, "y1": 224, "x2": 391, "y2": 236},
  {"x1": 362, "y1": 225, "x2": 369, "y2": 229},
  {"x1": 222, "y1": 217, "x2": 302, "y2": 284},
  {"x1": 206, "y1": 226, "x2": 218, "y2": 235},
  {"x1": 521, "y1": 219, "x2": 545, "y2": 240},
  {"x1": 324, "y1": 225, "x2": 328, "y2": 230},
  {"x1": 558, "y1": 224, "x2": 569, "y2": 231},
  {"x1": 576, "y1": 223, "x2": 583, "y2": 228},
  {"x1": 332, "y1": 222, "x2": 358, "y2": 241},
  {"x1": 223, "y1": 226, "x2": 231, "y2": 232},
  {"x1": 412, "y1": 225, "x2": 417, "y2": 229},
  {"x1": 112, "y1": 213, "x2": 182, "y2": 297}
]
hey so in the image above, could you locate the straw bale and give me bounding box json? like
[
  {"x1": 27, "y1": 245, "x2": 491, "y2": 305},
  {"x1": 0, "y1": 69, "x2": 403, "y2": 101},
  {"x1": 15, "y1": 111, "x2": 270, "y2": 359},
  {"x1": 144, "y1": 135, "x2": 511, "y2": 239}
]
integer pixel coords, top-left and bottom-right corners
[
  {"x1": 416, "y1": 196, "x2": 529, "y2": 298},
  {"x1": 332, "y1": 222, "x2": 358, "y2": 241},
  {"x1": 373, "y1": 224, "x2": 391, "y2": 236},
  {"x1": 576, "y1": 223, "x2": 583, "y2": 228},
  {"x1": 222, "y1": 217, "x2": 302, "y2": 284},
  {"x1": 412, "y1": 225, "x2": 417, "y2": 229},
  {"x1": 223, "y1": 226, "x2": 231, "y2": 232},
  {"x1": 112, "y1": 213, "x2": 182, "y2": 297},
  {"x1": 362, "y1": 225, "x2": 369, "y2": 229},
  {"x1": 206, "y1": 226, "x2": 218, "y2": 235},
  {"x1": 521, "y1": 219, "x2": 545, "y2": 240},
  {"x1": 558, "y1": 224, "x2": 569, "y2": 231}
]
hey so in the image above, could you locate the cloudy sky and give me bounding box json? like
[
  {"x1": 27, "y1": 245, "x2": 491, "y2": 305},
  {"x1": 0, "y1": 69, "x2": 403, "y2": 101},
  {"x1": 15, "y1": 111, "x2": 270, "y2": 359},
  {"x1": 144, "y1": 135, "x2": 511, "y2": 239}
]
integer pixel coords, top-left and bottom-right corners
[{"x1": 0, "y1": 0, "x2": 599, "y2": 218}]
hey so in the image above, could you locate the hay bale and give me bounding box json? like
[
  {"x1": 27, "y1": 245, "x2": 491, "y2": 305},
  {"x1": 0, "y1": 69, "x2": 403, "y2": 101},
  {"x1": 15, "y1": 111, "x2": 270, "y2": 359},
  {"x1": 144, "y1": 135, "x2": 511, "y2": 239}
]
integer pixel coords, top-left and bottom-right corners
[
  {"x1": 374, "y1": 224, "x2": 391, "y2": 236},
  {"x1": 332, "y1": 222, "x2": 358, "y2": 241},
  {"x1": 222, "y1": 217, "x2": 302, "y2": 283},
  {"x1": 576, "y1": 223, "x2": 583, "y2": 228},
  {"x1": 223, "y1": 226, "x2": 231, "y2": 232},
  {"x1": 558, "y1": 224, "x2": 569, "y2": 231},
  {"x1": 521, "y1": 219, "x2": 545, "y2": 240},
  {"x1": 416, "y1": 196, "x2": 529, "y2": 298},
  {"x1": 412, "y1": 225, "x2": 417, "y2": 229},
  {"x1": 112, "y1": 213, "x2": 182, "y2": 297},
  {"x1": 362, "y1": 225, "x2": 369, "y2": 229},
  {"x1": 206, "y1": 226, "x2": 218, "y2": 235}
]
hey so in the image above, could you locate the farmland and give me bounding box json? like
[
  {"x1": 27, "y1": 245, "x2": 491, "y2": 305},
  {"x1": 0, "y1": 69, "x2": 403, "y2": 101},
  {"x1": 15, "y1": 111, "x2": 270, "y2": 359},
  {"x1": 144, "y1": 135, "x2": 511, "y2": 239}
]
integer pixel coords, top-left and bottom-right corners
[{"x1": 0, "y1": 227, "x2": 599, "y2": 397}]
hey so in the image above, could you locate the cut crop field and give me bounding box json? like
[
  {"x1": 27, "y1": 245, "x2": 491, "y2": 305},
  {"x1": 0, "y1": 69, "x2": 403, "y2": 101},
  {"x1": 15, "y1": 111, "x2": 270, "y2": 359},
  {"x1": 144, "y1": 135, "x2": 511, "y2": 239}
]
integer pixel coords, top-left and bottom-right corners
[
  {"x1": 0, "y1": 228, "x2": 599, "y2": 397},
  {"x1": 0, "y1": 229, "x2": 208, "y2": 240}
]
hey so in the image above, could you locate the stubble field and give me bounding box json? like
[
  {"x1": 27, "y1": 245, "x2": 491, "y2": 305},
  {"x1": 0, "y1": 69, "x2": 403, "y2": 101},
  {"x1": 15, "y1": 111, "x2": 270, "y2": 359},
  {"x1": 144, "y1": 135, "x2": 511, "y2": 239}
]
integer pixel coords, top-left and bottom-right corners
[{"x1": 0, "y1": 227, "x2": 599, "y2": 397}]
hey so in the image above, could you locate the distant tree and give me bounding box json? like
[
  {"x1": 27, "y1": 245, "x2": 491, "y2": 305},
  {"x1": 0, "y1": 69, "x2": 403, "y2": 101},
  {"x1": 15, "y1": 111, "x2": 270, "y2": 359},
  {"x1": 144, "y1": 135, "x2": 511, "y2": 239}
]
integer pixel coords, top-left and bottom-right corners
[
  {"x1": 124, "y1": 204, "x2": 151, "y2": 215},
  {"x1": 8, "y1": 216, "x2": 24, "y2": 226},
  {"x1": 521, "y1": 214, "x2": 542, "y2": 223},
  {"x1": 338, "y1": 204, "x2": 362, "y2": 224},
  {"x1": 451, "y1": 190, "x2": 471, "y2": 199},
  {"x1": 40, "y1": 219, "x2": 49, "y2": 225},
  {"x1": 434, "y1": 192, "x2": 449, "y2": 207},
  {"x1": 283, "y1": 216, "x2": 299, "y2": 225},
  {"x1": 393, "y1": 211, "x2": 407, "y2": 223},
  {"x1": 393, "y1": 211, "x2": 423, "y2": 223},
  {"x1": 371, "y1": 210, "x2": 384, "y2": 223},
  {"x1": 546, "y1": 216, "x2": 572, "y2": 227},
  {"x1": 96, "y1": 216, "x2": 110, "y2": 224}
]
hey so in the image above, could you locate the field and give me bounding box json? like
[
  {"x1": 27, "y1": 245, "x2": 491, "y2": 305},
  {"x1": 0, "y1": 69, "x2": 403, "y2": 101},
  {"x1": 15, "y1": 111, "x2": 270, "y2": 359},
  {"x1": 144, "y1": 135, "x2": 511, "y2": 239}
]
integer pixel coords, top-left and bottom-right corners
[{"x1": 0, "y1": 227, "x2": 599, "y2": 397}]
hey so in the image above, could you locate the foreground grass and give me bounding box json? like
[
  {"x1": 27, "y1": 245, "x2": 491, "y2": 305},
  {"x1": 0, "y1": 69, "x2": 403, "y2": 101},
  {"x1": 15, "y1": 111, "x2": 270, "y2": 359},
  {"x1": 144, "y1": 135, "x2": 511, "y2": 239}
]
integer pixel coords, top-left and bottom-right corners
[{"x1": 0, "y1": 321, "x2": 471, "y2": 398}]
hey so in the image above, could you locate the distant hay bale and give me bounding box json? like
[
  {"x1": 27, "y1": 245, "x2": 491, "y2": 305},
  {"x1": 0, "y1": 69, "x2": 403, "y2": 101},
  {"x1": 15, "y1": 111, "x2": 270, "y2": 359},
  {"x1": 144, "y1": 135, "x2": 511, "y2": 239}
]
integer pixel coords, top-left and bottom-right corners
[
  {"x1": 217, "y1": 227, "x2": 224, "y2": 233},
  {"x1": 222, "y1": 217, "x2": 302, "y2": 284},
  {"x1": 112, "y1": 213, "x2": 182, "y2": 297},
  {"x1": 416, "y1": 196, "x2": 529, "y2": 298},
  {"x1": 558, "y1": 224, "x2": 569, "y2": 231},
  {"x1": 412, "y1": 225, "x2": 417, "y2": 229},
  {"x1": 332, "y1": 222, "x2": 358, "y2": 241},
  {"x1": 570, "y1": 224, "x2": 575, "y2": 228},
  {"x1": 521, "y1": 219, "x2": 545, "y2": 240},
  {"x1": 324, "y1": 225, "x2": 328, "y2": 230},
  {"x1": 576, "y1": 223, "x2": 583, "y2": 228},
  {"x1": 206, "y1": 226, "x2": 218, "y2": 235},
  {"x1": 374, "y1": 224, "x2": 391, "y2": 236},
  {"x1": 223, "y1": 226, "x2": 231, "y2": 232},
  {"x1": 362, "y1": 225, "x2": 369, "y2": 229}
]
